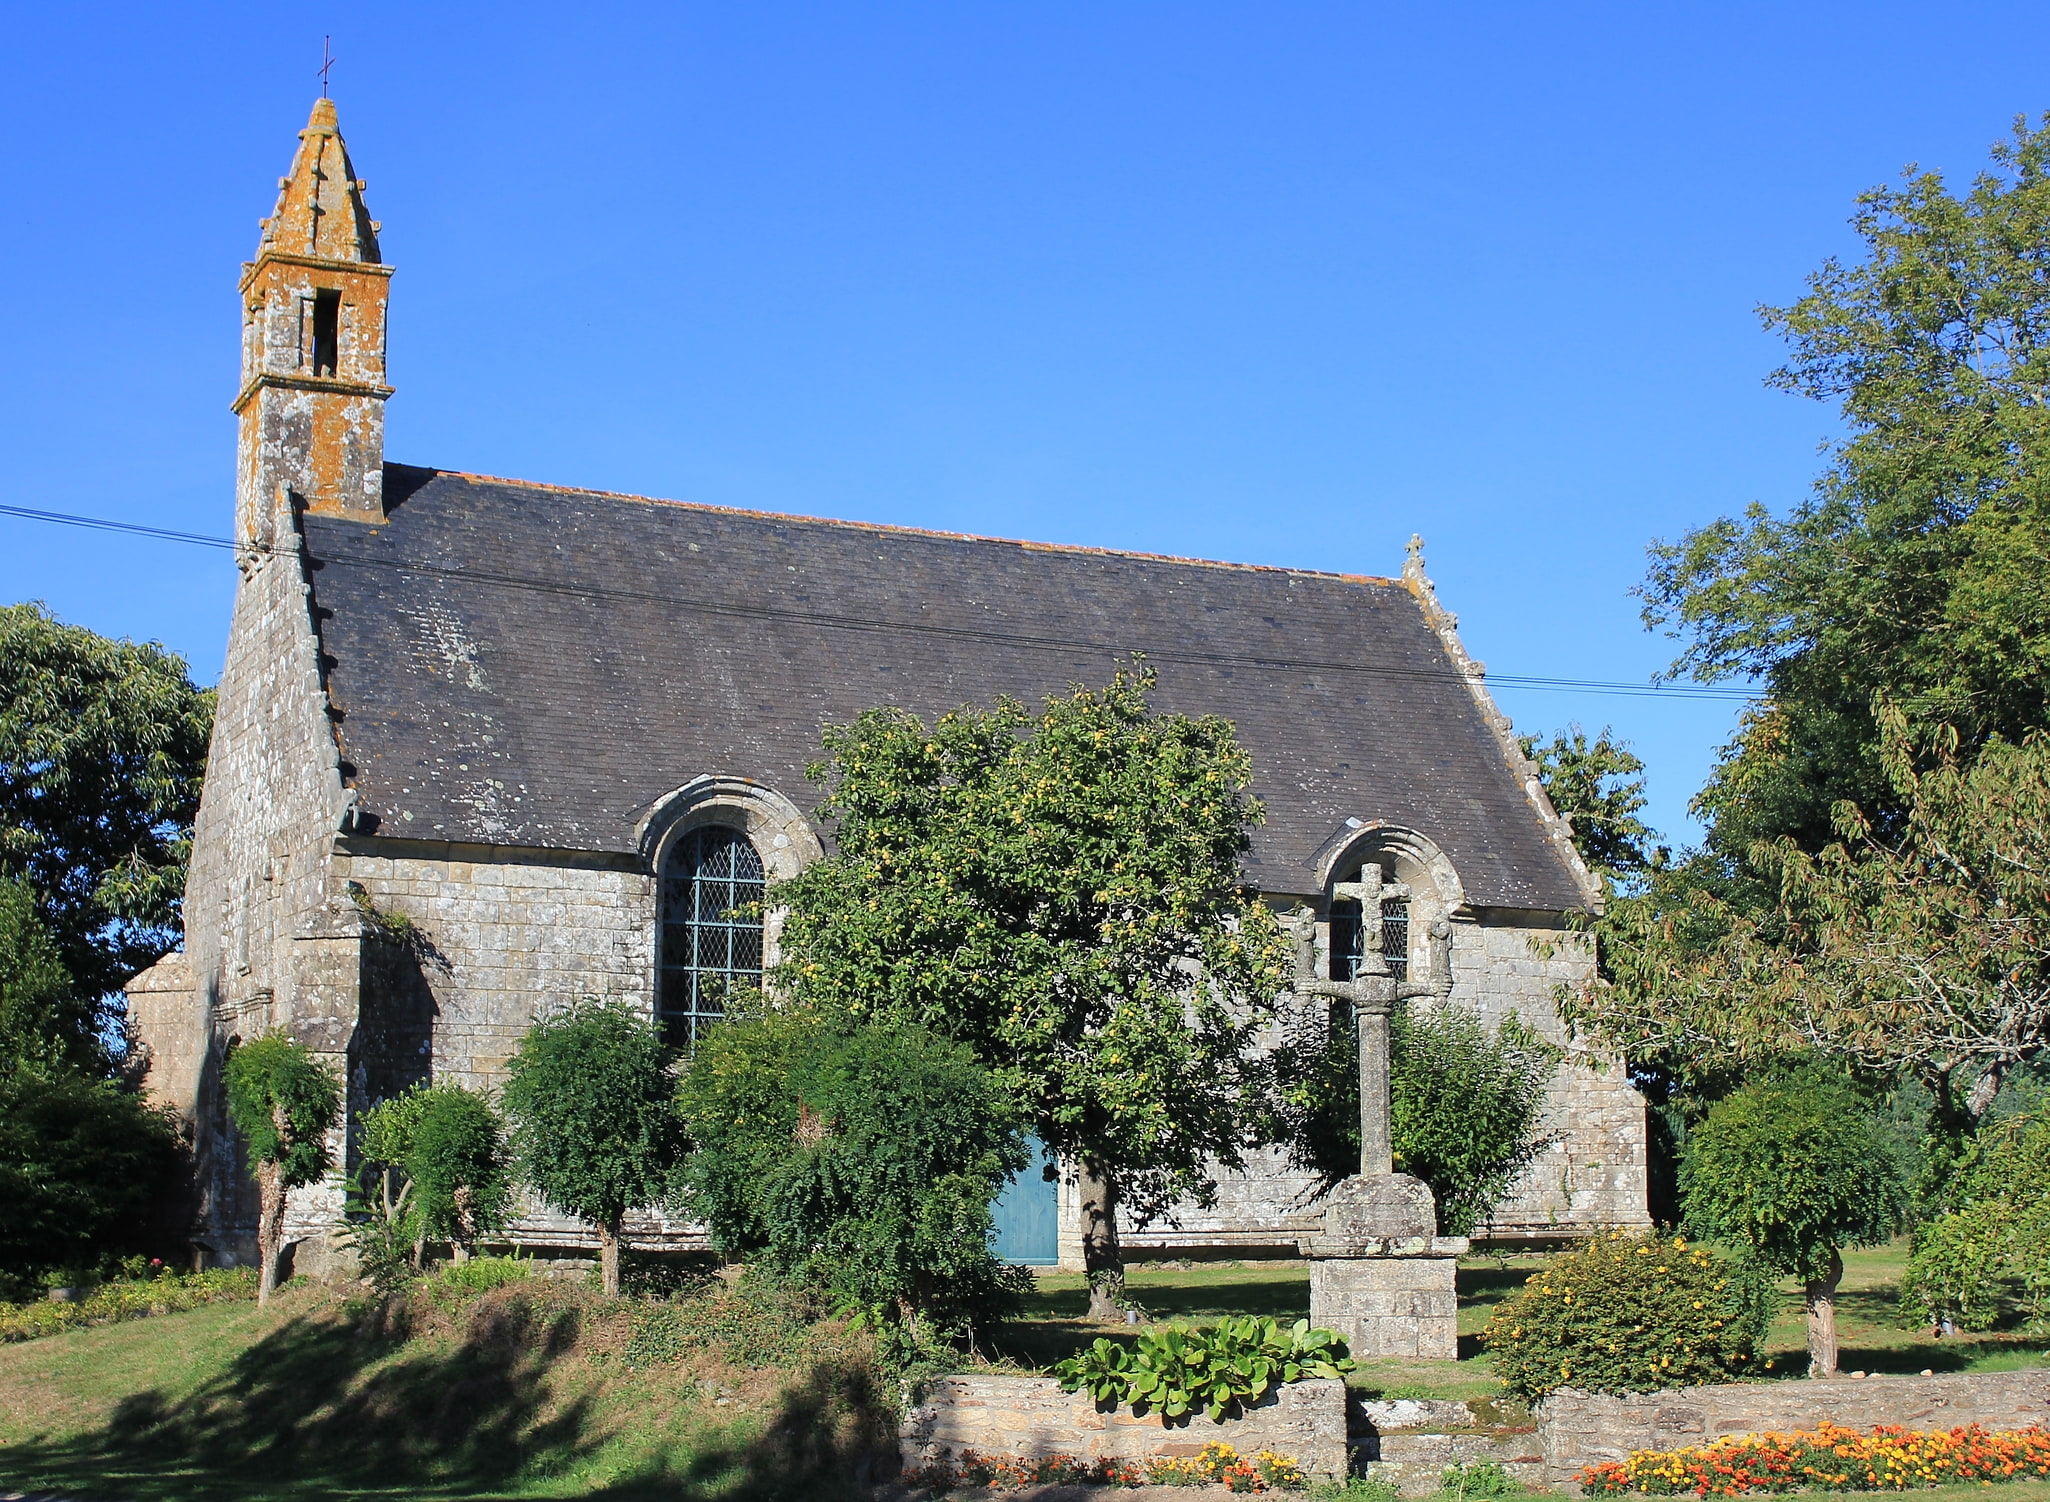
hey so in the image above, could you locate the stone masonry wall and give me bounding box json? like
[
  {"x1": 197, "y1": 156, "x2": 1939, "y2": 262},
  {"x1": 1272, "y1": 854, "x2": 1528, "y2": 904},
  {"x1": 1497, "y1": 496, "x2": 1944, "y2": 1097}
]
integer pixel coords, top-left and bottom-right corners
[
  {"x1": 900, "y1": 1375, "x2": 1349, "y2": 1481},
  {"x1": 1540, "y1": 1370, "x2": 2050, "y2": 1487},
  {"x1": 1102, "y1": 912, "x2": 1646, "y2": 1263},
  {"x1": 175, "y1": 514, "x2": 362, "y2": 1261}
]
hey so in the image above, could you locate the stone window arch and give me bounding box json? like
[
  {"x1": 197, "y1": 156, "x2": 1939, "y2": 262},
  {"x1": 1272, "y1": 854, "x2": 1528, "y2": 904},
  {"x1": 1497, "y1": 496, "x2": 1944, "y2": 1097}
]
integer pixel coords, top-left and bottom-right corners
[
  {"x1": 636, "y1": 776, "x2": 824, "y2": 1045},
  {"x1": 657, "y1": 826, "x2": 765, "y2": 1045},
  {"x1": 1314, "y1": 823, "x2": 1463, "y2": 985}
]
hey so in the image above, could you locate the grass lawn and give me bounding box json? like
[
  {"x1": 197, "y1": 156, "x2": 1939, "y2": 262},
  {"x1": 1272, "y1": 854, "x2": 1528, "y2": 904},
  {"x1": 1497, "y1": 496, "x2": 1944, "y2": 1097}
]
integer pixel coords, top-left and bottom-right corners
[
  {"x1": 0, "y1": 1242, "x2": 2042, "y2": 1501},
  {"x1": 992, "y1": 1239, "x2": 2049, "y2": 1401},
  {"x1": 0, "y1": 1280, "x2": 891, "y2": 1501}
]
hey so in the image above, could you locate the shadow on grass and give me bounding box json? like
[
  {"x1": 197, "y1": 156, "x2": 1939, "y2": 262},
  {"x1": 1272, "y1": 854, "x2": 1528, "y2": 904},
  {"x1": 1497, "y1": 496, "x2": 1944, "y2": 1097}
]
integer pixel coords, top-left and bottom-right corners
[{"x1": 0, "y1": 1296, "x2": 895, "y2": 1502}]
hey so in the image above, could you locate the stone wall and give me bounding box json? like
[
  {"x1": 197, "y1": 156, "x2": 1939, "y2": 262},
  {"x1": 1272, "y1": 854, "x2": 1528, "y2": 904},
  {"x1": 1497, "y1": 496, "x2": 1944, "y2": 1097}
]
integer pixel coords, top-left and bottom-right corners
[
  {"x1": 1539, "y1": 1370, "x2": 2050, "y2": 1486},
  {"x1": 899, "y1": 1375, "x2": 1349, "y2": 1481},
  {"x1": 173, "y1": 512, "x2": 364, "y2": 1261}
]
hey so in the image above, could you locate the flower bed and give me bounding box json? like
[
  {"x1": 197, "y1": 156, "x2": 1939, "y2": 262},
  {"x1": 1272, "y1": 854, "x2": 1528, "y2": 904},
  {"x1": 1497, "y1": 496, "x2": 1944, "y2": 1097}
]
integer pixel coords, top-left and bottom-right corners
[
  {"x1": 0, "y1": 1267, "x2": 257, "y2": 1342},
  {"x1": 1579, "y1": 1422, "x2": 2050, "y2": 1496},
  {"x1": 903, "y1": 1440, "x2": 1308, "y2": 1492}
]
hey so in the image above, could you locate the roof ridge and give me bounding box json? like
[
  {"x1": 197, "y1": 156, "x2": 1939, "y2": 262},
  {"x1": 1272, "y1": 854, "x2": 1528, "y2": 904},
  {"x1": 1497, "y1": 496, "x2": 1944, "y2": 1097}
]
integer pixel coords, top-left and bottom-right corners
[{"x1": 411, "y1": 465, "x2": 1399, "y2": 587}]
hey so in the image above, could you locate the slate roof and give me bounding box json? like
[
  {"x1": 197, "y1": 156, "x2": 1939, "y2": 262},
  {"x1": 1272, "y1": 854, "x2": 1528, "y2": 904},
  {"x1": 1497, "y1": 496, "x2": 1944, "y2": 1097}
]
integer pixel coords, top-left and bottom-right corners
[{"x1": 302, "y1": 466, "x2": 1592, "y2": 910}]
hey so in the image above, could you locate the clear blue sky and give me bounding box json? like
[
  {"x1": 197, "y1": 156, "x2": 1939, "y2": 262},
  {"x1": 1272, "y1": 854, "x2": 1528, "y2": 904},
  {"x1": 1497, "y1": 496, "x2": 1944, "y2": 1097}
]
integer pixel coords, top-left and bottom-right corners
[{"x1": 3, "y1": 3, "x2": 2045, "y2": 844}]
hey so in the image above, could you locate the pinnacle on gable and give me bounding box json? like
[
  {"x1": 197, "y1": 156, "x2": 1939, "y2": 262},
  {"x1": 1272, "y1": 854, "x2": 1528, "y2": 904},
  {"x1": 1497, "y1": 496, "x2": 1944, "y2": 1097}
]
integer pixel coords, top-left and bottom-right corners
[{"x1": 256, "y1": 98, "x2": 382, "y2": 265}]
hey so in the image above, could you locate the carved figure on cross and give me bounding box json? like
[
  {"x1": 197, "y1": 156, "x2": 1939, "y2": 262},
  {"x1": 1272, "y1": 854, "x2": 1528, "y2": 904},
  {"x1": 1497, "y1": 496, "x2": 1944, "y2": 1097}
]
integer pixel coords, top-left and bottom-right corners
[{"x1": 1294, "y1": 861, "x2": 1452, "y2": 1178}]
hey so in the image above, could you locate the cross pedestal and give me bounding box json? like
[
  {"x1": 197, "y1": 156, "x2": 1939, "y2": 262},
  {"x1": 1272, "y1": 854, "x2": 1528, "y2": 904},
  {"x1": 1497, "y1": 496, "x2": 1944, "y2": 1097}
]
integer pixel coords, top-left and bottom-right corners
[{"x1": 1293, "y1": 864, "x2": 1466, "y2": 1360}]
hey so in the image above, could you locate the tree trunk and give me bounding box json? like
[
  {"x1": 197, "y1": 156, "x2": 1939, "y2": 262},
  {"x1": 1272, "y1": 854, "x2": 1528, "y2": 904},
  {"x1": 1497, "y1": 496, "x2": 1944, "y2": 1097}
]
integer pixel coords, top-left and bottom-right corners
[
  {"x1": 1805, "y1": 1247, "x2": 1844, "y2": 1378},
  {"x1": 598, "y1": 1217, "x2": 621, "y2": 1298},
  {"x1": 256, "y1": 1160, "x2": 285, "y2": 1305},
  {"x1": 1078, "y1": 1157, "x2": 1125, "y2": 1321}
]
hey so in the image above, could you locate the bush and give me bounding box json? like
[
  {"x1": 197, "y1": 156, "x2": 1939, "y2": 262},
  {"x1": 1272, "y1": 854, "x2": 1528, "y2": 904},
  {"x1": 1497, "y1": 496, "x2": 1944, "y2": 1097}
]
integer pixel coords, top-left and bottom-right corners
[
  {"x1": 0, "y1": 1266, "x2": 255, "y2": 1342},
  {"x1": 1279, "y1": 1002, "x2": 1558, "y2": 1236},
  {"x1": 679, "y1": 1007, "x2": 1030, "y2": 1340},
  {"x1": 358, "y1": 1082, "x2": 512, "y2": 1255},
  {"x1": 1481, "y1": 1230, "x2": 1772, "y2": 1401},
  {"x1": 1055, "y1": 1317, "x2": 1354, "y2": 1423},
  {"x1": 1902, "y1": 1111, "x2": 2050, "y2": 1332},
  {"x1": 0, "y1": 1066, "x2": 186, "y2": 1283}
]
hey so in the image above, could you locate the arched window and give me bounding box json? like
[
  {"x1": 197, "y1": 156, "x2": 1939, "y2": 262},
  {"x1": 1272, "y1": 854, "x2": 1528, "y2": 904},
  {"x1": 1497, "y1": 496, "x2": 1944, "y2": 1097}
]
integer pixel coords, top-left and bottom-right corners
[
  {"x1": 658, "y1": 826, "x2": 765, "y2": 1045},
  {"x1": 1329, "y1": 864, "x2": 1410, "y2": 982}
]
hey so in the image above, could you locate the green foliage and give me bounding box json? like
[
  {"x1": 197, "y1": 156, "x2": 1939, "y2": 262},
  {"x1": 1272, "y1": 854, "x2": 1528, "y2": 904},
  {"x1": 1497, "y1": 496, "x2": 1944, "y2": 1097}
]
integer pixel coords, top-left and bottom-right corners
[
  {"x1": 1642, "y1": 116, "x2": 2050, "y2": 863},
  {"x1": 1278, "y1": 1003, "x2": 1560, "y2": 1237},
  {"x1": 678, "y1": 1006, "x2": 1031, "y2": 1336},
  {"x1": 0, "y1": 1266, "x2": 254, "y2": 1343},
  {"x1": 1482, "y1": 1231, "x2": 1773, "y2": 1401},
  {"x1": 1678, "y1": 1074, "x2": 1906, "y2": 1283},
  {"x1": 339, "y1": 1166, "x2": 415, "y2": 1298},
  {"x1": 501, "y1": 1000, "x2": 685, "y2": 1237},
  {"x1": 0, "y1": 1066, "x2": 185, "y2": 1281},
  {"x1": 771, "y1": 663, "x2": 1297, "y2": 1225},
  {"x1": 1902, "y1": 1112, "x2": 2050, "y2": 1331},
  {"x1": 0, "y1": 876, "x2": 89, "y2": 1076},
  {"x1": 1053, "y1": 1317, "x2": 1355, "y2": 1423},
  {"x1": 0, "y1": 603, "x2": 213, "y2": 1011},
  {"x1": 1441, "y1": 1461, "x2": 1519, "y2": 1500},
  {"x1": 1520, "y1": 727, "x2": 1663, "y2": 884},
  {"x1": 222, "y1": 1035, "x2": 341, "y2": 1189},
  {"x1": 358, "y1": 1083, "x2": 511, "y2": 1251},
  {"x1": 1567, "y1": 712, "x2": 2050, "y2": 1131}
]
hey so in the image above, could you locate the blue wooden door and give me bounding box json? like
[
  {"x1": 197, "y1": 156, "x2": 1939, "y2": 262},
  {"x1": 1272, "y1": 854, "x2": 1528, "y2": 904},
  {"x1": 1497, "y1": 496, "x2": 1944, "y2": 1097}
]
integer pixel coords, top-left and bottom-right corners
[{"x1": 990, "y1": 1133, "x2": 1059, "y2": 1266}]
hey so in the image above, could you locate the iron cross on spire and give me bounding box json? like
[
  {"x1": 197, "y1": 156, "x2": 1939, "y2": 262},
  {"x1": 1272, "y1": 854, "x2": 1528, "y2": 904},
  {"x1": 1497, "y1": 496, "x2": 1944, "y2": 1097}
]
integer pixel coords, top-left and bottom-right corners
[
  {"x1": 1294, "y1": 861, "x2": 1453, "y2": 1179},
  {"x1": 318, "y1": 36, "x2": 336, "y2": 97}
]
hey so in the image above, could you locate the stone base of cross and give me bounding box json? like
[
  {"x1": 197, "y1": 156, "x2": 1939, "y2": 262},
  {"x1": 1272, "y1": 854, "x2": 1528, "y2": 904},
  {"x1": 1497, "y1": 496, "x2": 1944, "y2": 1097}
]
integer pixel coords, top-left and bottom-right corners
[{"x1": 1289, "y1": 862, "x2": 1467, "y2": 1360}]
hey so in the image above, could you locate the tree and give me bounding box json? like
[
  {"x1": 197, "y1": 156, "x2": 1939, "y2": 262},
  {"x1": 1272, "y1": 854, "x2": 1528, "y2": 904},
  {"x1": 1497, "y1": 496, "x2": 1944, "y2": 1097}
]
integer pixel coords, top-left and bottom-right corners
[
  {"x1": 679, "y1": 1007, "x2": 1031, "y2": 1340},
  {"x1": 1520, "y1": 727, "x2": 1663, "y2": 884},
  {"x1": 1277, "y1": 1002, "x2": 1560, "y2": 1236},
  {"x1": 501, "y1": 1001, "x2": 684, "y2": 1296},
  {"x1": 0, "y1": 1066, "x2": 185, "y2": 1285},
  {"x1": 1679, "y1": 1074, "x2": 1906, "y2": 1376},
  {"x1": 1901, "y1": 1111, "x2": 2050, "y2": 1334},
  {"x1": 773, "y1": 664, "x2": 1296, "y2": 1318},
  {"x1": 0, "y1": 875, "x2": 92, "y2": 1076},
  {"x1": 1566, "y1": 708, "x2": 2050, "y2": 1149},
  {"x1": 222, "y1": 1034, "x2": 342, "y2": 1303},
  {"x1": 0, "y1": 604, "x2": 213, "y2": 1016},
  {"x1": 1642, "y1": 115, "x2": 2050, "y2": 865},
  {"x1": 359, "y1": 1083, "x2": 511, "y2": 1262}
]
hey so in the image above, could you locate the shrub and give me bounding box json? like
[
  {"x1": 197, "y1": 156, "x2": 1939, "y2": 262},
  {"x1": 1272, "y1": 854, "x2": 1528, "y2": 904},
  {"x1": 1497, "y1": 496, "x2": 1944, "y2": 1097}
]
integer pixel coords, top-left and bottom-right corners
[
  {"x1": 358, "y1": 1082, "x2": 512, "y2": 1256},
  {"x1": 222, "y1": 1034, "x2": 341, "y2": 1302},
  {"x1": 0, "y1": 1266, "x2": 255, "y2": 1342},
  {"x1": 1054, "y1": 1317, "x2": 1355, "y2": 1422},
  {"x1": 1902, "y1": 1111, "x2": 2050, "y2": 1332},
  {"x1": 679, "y1": 1008, "x2": 1031, "y2": 1341},
  {"x1": 0, "y1": 1065, "x2": 185, "y2": 1285},
  {"x1": 502, "y1": 1001, "x2": 686, "y2": 1297},
  {"x1": 1679, "y1": 1073, "x2": 1906, "y2": 1376},
  {"x1": 1578, "y1": 1422, "x2": 2050, "y2": 1495},
  {"x1": 1481, "y1": 1230, "x2": 1772, "y2": 1401},
  {"x1": 1279, "y1": 1001, "x2": 1559, "y2": 1236}
]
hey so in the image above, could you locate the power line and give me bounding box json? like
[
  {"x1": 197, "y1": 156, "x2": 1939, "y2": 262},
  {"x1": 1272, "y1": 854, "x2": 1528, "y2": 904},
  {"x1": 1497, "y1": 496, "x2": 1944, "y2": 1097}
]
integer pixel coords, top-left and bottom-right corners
[{"x1": 0, "y1": 500, "x2": 1758, "y2": 703}]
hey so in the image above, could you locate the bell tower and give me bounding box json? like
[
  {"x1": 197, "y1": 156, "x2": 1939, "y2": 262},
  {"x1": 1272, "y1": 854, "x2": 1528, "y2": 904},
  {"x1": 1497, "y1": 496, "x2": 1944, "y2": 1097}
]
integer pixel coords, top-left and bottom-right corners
[{"x1": 234, "y1": 98, "x2": 392, "y2": 543}]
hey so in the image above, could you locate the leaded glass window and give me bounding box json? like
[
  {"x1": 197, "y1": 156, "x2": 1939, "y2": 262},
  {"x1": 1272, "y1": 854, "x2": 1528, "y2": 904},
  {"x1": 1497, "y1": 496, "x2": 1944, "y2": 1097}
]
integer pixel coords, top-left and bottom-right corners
[
  {"x1": 1330, "y1": 875, "x2": 1410, "y2": 982},
  {"x1": 658, "y1": 826, "x2": 765, "y2": 1045}
]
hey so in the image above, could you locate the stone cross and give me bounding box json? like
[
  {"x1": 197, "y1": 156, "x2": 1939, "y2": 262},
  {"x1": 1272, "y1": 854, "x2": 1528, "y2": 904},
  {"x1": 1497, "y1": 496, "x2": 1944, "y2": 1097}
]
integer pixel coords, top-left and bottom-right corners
[{"x1": 1297, "y1": 863, "x2": 1452, "y2": 1178}]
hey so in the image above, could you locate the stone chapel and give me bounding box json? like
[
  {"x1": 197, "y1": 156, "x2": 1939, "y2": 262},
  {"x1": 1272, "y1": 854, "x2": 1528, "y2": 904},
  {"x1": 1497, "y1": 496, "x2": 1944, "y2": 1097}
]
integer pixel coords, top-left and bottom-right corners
[{"x1": 125, "y1": 99, "x2": 1651, "y2": 1273}]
